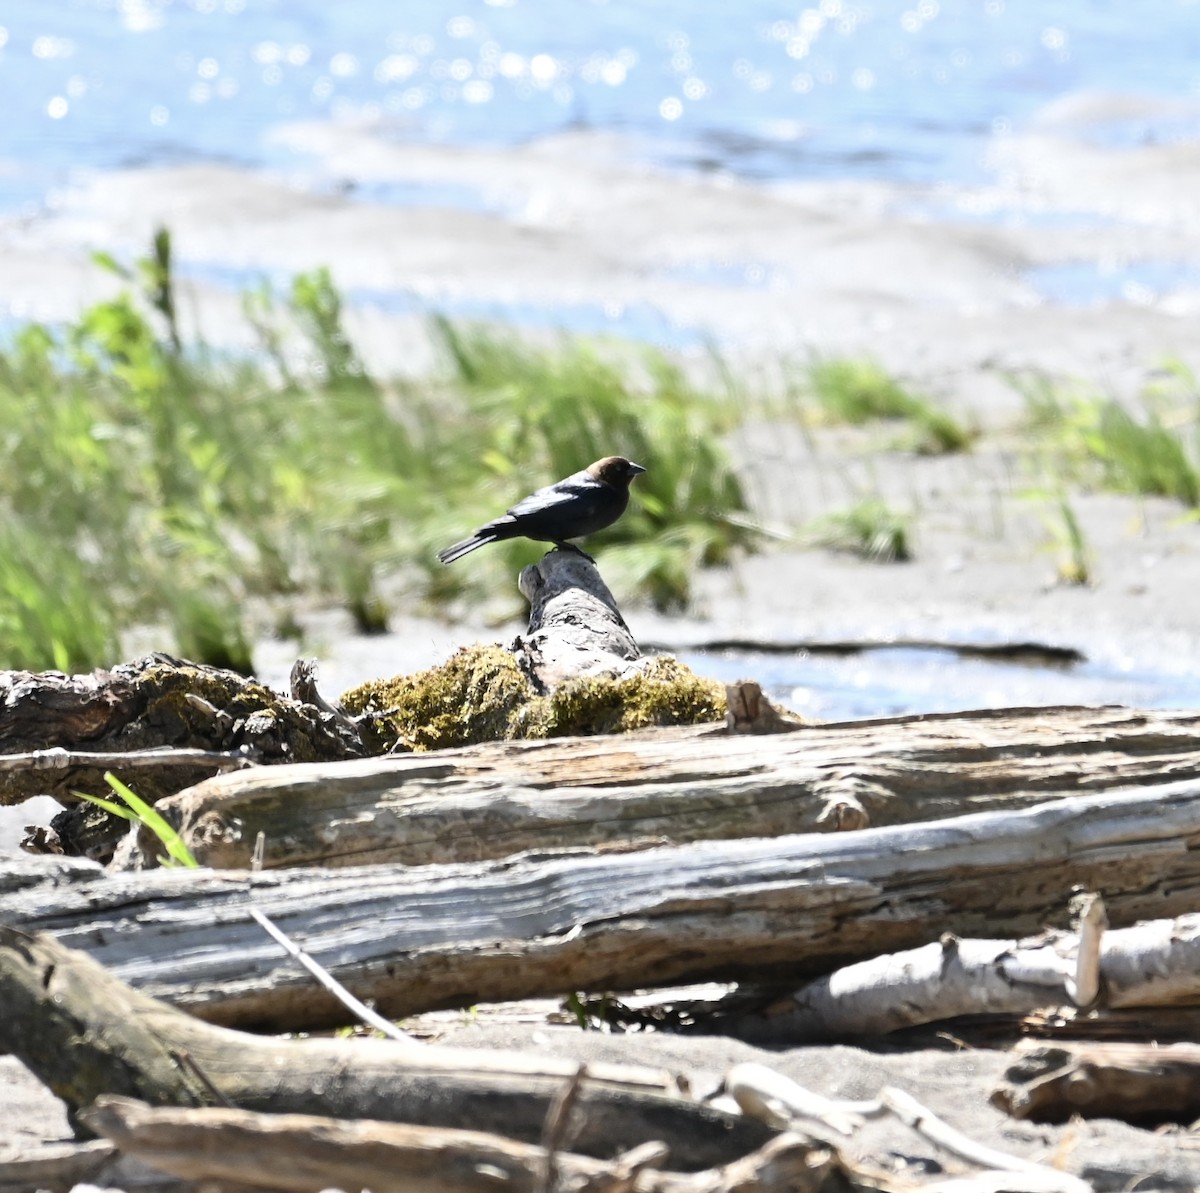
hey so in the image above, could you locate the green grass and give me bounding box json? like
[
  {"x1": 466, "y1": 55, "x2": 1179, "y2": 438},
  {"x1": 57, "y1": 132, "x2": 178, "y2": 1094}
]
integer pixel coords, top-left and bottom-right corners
[
  {"x1": 802, "y1": 498, "x2": 913, "y2": 562},
  {"x1": 0, "y1": 231, "x2": 761, "y2": 672},
  {"x1": 426, "y1": 318, "x2": 758, "y2": 611},
  {"x1": 1047, "y1": 493, "x2": 1091, "y2": 586},
  {"x1": 1011, "y1": 365, "x2": 1200, "y2": 508},
  {"x1": 74, "y1": 772, "x2": 199, "y2": 868},
  {"x1": 805, "y1": 357, "x2": 974, "y2": 455}
]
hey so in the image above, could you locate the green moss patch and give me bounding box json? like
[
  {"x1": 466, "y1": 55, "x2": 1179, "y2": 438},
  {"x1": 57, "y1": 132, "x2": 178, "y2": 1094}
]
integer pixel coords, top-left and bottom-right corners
[
  {"x1": 340, "y1": 645, "x2": 536, "y2": 752},
  {"x1": 536, "y1": 656, "x2": 726, "y2": 738},
  {"x1": 340, "y1": 647, "x2": 725, "y2": 752}
]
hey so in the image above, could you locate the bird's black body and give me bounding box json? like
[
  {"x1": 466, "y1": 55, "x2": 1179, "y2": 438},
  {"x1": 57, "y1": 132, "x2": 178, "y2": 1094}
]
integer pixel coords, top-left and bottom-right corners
[{"x1": 437, "y1": 455, "x2": 646, "y2": 564}]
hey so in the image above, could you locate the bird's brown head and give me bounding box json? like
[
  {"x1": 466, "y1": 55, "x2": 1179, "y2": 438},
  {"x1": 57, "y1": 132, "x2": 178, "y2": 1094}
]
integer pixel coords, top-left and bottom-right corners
[{"x1": 587, "y1": 456, "x2": 647, "y2": 488}]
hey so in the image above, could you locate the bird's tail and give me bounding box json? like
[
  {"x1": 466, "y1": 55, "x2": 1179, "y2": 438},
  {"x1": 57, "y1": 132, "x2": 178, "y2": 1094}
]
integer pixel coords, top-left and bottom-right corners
[{"x1": 436, "y1": 533, "x2": 496, "y2": 565}]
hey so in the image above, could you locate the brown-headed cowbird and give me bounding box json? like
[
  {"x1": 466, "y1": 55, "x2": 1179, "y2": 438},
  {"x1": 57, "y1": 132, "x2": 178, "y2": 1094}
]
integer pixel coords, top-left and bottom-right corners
[{"x1": 437, "y1": 455, "x2": 646, "y2": 564}]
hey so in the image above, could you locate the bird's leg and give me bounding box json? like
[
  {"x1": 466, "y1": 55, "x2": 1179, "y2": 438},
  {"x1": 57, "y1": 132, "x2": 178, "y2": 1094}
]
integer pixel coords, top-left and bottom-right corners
[{"x1": 555, "y1": 541, "x2": 596, "y2": 564}]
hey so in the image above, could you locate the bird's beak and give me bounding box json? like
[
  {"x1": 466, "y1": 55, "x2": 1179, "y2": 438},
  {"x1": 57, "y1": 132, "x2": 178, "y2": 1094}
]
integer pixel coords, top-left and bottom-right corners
[{"x1": 628, "y1": 462, "x2": 647, "y2": 475}]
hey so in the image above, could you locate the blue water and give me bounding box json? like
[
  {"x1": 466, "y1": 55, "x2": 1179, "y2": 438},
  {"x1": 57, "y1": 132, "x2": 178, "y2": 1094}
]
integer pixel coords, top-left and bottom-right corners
[
  {"x1": 1032, "y1": 259, "x2": 1200, "y2": 306},
  {"x1": 4, "y1": 0, "x2": 1200, "y2": 219},
  {"x1": 684, "y1": 646, "x2": 1200, "y2": 721}
]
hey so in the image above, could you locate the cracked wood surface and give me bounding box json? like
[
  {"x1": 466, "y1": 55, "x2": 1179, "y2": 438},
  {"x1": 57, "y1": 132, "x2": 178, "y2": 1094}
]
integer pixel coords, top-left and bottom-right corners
[
  {"x1": 116, "y1": 704, "x2": 1200, "y2": 870},
  {"x1": 6, "y1": 778, "x2": 1200, "y2": 1032}
]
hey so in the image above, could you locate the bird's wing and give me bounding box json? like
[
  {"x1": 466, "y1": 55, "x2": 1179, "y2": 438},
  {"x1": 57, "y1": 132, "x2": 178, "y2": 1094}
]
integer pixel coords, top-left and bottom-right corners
[{"x1": 504, "y1": 472, "x2": 604, "y2": 520}]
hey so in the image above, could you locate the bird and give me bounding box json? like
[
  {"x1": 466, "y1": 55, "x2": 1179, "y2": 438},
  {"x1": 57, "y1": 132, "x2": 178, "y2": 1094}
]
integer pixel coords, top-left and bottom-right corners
[{"x1": 437, "y1": 455, "x2": 646, "y2": 565}]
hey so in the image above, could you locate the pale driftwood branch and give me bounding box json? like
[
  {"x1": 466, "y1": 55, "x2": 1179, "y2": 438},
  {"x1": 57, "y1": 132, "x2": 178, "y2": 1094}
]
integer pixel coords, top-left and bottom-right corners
[
  {"x1": 79, "y1": 1096, "x2": 863, "y2": 1193},
  {"x1": 10, "y1": 781, "x2": 1200, "y2": 1032},
  {"x1": 247, "y1": 907, "x2": 424, "y2": 1047},
  {"x1": 725, "y1": 897, "x2": 1200, "y2": 1043},
  {"x1": 0, "y1": 928, "x2": 770, "y2": 1169},
  {"x1": 1064, "y1": 892, "x2": 1105, "y2": 1007},
  {"x1": 0, "y1": 745, "x2": 255, "y2": 775},
  {"x1": 724, "y1": 1063, "x2": 872, "y2": 1137},
  {"x1": 115, "y1": 704, "x2": 1200, "y2": 871},
  {"x1": 876, "y1": 1087, "x2": 1090, "y2": 1193},
  {"x1": 725, "y1": 1066, "x2": 1090, "y2": 1193},
  {"x1": 994, "y1": 1040, "x2": 1200, "y2": 1123}
]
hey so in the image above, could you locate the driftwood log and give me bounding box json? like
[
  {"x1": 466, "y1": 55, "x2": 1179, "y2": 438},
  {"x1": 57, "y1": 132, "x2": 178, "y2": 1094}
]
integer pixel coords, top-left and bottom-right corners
[
  {"x1": 0, "y1": 655, "x2": 374, "y2": 861},
  {"x1": 8, "y1": 779, "x2": 1200, "y2": 1032},
  {"x1": 994, "y1": 1040, "x2": 1200, "y2": 1124},
  {"x1": 0, "y1": 655, "x2": 368, "y2": 808},
  {"x1": 0, "y1": 928, "x2": 771, "y2": 1170},
  {"x1": 725, "y1": 895, "x2": 1200, "y2": 1041},
  {"x1": 116, "y1": 704, "x2": 1200, "y2": 870},
  {"x1": 79, "y1": 1096, "x2": 853, "y2": 1193}
]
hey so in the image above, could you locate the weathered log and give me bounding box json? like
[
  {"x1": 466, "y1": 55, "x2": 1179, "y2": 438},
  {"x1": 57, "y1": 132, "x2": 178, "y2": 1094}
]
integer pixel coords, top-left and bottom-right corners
[
  {"x1": 9, "y1": 779, "x2": 1200, "y2": 1032},
  {"x1": 512, "y1": 549, "x2": 643, "y2": 690},
  {"x1": 0, "y1": 928, "x2": 771, "y2": 1170},
  {"x1": 0, "y1": 1139, "x2": 117, "y2": 1193},
  {"x1": 994, "y1": 1040, "x2": 1200, "y2": 1124},
  {"x1": 725, "y1": 896, "x2": 1200, "y2": 1042},
  {"x1": 79, "y1": 1095, "x2": 853, "y2": 1193},
  {"x1": 0, "y1": 654, "x2": 367, "y2": 809},
  {"x1": 116, "y1": 704, "x2": 1200, "y2": 870},
  {"x1": 645, "y1": 636, "x2": 1088, "y2": 667},
  {"x1": 1016, "y1": 1005, "x2": 1200, "y2": 1044},
  {"x1": 0, "y1": 654, "x2": 374, "y2": 862}
]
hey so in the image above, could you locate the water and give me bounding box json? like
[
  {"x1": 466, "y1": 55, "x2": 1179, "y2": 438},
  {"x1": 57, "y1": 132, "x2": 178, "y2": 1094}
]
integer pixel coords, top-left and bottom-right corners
[
  {"x1": 1031, "y1": 258, "x2": 1200, "y2": 307},
  {"x1": 4, "y1": 0, "x2": 1200, "y2": 218},
  {"x1": 685, "y1": 645, "x2": 1200, "y2": 721}
]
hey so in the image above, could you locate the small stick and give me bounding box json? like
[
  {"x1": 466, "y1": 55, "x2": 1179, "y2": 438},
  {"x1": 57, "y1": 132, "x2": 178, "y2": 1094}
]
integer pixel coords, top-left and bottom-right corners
[
  {"x1": 250, "y1": 831, "x2": 266, "y2": 873},
  {"x1": 168, "y1": 1049, "x2": 236, "y2": 1109},
  {"x1": 599, "y1": 1140, "x2": 669, "y2": 1193},
  {"x1": 1066, "y1": 892, "x2": 1107, "y2": 1007},
  {"x1": 247, "y1": 907, "x2": 423, "y2": 1047},
  {"x1": 880, "y1": 1087, "x2": 1091, "y2": 1193},
  {"x1": 1, "y1": 745, "x2": 253, "y2": 774},
  {"x1": 537, "y1": 1063, "x2": 588, "y2": 1193}
]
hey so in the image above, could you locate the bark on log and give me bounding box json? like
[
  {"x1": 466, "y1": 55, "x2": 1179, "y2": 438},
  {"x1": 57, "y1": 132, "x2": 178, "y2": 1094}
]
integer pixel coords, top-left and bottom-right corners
[
  {"x1": 994, "y1": 1040, "x2": 1200, "y2": 1124},
  {"x1": 116, "y1": 704, "x2": 1200, "y2": 870},
  {"x1": 79, "y1": 1096, "x2": 851, "y2": 1193},
  {"x1": 1016, "y1": 1005, "x2": 1200, "y2": 1044},
  {"x1": 0, "y1": 654, "x2": 366, "y2": 808},
  {"x1": 0, "y1": 928, "x2": 771, "y2": 1170},
  {"x1": 8, "y1": 779, "x2": 1200, "y2": 1032}
]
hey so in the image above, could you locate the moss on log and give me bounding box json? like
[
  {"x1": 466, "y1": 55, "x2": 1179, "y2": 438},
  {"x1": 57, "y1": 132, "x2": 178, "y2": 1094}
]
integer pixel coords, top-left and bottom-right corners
[{"x1": 340, "y1": 647, "x2": 724, "y2": 751}]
